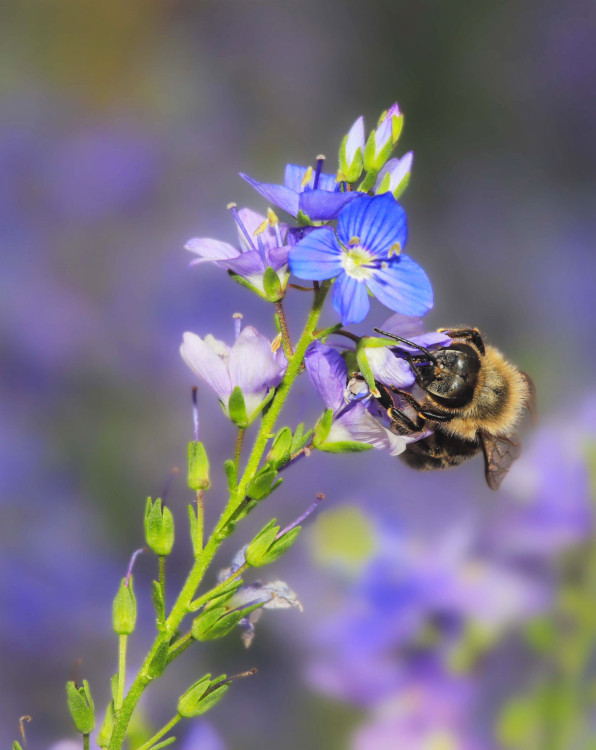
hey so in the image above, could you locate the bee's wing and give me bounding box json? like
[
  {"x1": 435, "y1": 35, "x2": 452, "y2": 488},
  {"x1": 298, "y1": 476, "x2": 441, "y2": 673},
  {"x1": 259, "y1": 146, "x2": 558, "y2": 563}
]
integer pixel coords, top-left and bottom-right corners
[{"x1": 479, "y1": 432, "x2": 521, "y2": 490}]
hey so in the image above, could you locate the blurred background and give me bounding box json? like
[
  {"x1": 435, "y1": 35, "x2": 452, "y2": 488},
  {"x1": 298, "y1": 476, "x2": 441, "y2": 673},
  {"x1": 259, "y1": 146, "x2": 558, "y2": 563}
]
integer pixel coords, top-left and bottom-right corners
[{"x1": 2, "y1": 0, "x2": 596, "y2": 747}]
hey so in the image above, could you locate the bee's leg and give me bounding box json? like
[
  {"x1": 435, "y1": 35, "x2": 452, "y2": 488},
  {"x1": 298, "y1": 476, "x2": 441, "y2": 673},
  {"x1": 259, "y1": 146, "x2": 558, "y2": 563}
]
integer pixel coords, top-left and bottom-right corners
[
  {"x1": 388, "y1": 406, "x2": 426, "y2": 434},
  {"x1": 389, "y1": 388, "x2": 424, "y2": 411},
  {"x1": 437, "y1": 328, "x2": 485, "y2": 356},
  {"x1": 418, "y1": 409, "x2": 454, "y2": 422}
]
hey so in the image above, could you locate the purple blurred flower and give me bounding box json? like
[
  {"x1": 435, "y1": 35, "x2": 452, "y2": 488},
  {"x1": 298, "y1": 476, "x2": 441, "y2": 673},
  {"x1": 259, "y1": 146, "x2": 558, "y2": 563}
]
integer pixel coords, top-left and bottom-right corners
[
  {"x1": 231, "y1": 579, "x2": 303, "y2": 648},
  {"x1": 186, "y1": 207, "x2": 290, "y2": 294},
  {"x1": 240, "y1": 162, "x2": 361, "y2": 222},
  {"x1": 289, "y1": 194, "x2": 433, "y2": 324},
  {"x1": 180, "y1": 324, "x2": 286, "y2": 421},
  {"x1": 305, "y1": 341, "x2": 413, "y2": 455},
  {"x1": 179, "y1": 721, "x2": 227, "y2": 750}
]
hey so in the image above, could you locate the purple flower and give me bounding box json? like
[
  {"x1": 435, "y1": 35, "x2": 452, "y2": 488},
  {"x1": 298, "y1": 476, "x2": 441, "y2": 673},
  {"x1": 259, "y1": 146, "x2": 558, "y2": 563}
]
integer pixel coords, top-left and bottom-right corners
[
  {"x1": 365, "y1": 312, "x2": 452, "y2": 389},
  {"x1": 179, "y1": 721, "x2": 227, "y2": 750},
  {"x1": 305, "y1": 341, "x2": 415, "y2": 455},
  {"x1": 289, "y1": 194, "x2": 433, "y2": 324},
  {"x1": 185, "y1": 207, "x2": 290, "y2": 295},
  {"x1": 240, "y1": 162, "x2": 362, "y2": 222},
  {"x1": 180, "y1": 324, "x2": 286, "y2": 422}
]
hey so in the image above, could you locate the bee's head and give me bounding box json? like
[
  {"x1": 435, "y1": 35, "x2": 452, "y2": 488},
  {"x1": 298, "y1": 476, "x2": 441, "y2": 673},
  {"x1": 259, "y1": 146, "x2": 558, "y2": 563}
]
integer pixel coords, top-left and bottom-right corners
[{"x1": 412, "y1": 344, "x2": 481, "y2": 407}]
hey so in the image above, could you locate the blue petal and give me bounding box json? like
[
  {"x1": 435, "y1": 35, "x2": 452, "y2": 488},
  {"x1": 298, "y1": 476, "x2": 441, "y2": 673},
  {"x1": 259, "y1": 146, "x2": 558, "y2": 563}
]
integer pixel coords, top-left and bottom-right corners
[
  {"x1": 316, "y1": 171, "x2": 340, "y2": 192},
  {"x1": 367, "y1": 254, "x2": 433, "y2": 317},
  {"x1": 304, "y1": 341, "x2": 347, "y2": 410},
  {"x1": 289, "y1": 228, "x2": 343, "y2": 280},
  {"x1": 240, "y1": 173, "x2": 299, "y2": 217},
  {"x1": 300, "y1": 190, "x2": 362, "y2": 221},
  {"x1": 337, "y1": 193, "x2": 407, "y2": 256},
  {"x1": 333, "y1": 273, "x2": 370, "y2": 324},
  {"x1": 284, "y1": 164, "x2": 339, "y2": 193}
]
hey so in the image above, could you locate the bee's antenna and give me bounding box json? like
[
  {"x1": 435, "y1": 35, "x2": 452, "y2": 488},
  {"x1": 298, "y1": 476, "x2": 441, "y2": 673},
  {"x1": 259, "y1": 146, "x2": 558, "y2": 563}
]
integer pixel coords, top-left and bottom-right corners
[{"x1": 373, "y1": 328, "x2": 438, "y2": 364}]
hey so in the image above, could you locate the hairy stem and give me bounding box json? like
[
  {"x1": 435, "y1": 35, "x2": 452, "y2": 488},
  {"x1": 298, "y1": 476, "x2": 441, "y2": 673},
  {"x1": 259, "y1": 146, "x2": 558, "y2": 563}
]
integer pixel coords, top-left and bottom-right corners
[
  {"x1": 83, "y1": 734, "x2": 90, "y2": 750},
  {"x1": 234, "y1": 428, "x2": 245, "y2": 474},
  {"x1": 107, "y1": 282, "x2": 330, "y2": 749},
  {"x1": 159, "y1": 556, "x2": 166, "y2": 616},
  {"x1": 274, "y1": 299, "x2": 293, "y2": 357},
  {"x1": 115, "y1": 635, "x2": 127, "y2": 711}
]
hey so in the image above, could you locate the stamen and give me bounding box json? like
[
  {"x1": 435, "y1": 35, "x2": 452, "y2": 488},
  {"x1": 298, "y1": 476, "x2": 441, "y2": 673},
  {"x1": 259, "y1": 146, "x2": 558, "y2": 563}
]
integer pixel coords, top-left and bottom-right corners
[
  {"x1": 192, "y1": 386, "x2": 200, "y2": 441},
  {"x1": 256, "y1": 233, "x2": 269, "y2": 265},
  {"x1": 233, "y1": 312, "x2": 243, "y2": 341},
  {"x1": 349, "y1": 236, "x2": 361, "y2": 246},
  {"x1": 210, "y1": 668, "x2": 258, "y2": 691},
  {"x1": 254, "y1": 218, "x2": 269, "y2": 235},
  {"x1": 125, "y1": 547, "x2": 145, "y2": 587},
  {"x1": 271, "y1": 332, "x2": 283, "y2": 352},
  {"x1": 381, "y1": 261, "x2": 388, "y2": 270},
  {"x1": 268, "y1": 208, "x2": 283, "y2": 246},
  {"x1": 227, "y1": 203, "x2": 257, "y2": 252},
  {"x1": 276, "y1": 493, "x2": 325, "y2": 539},
  {"x1": 388, "y1": 242, "x2": 401, "y2": 258},
  {"x1": 300, "y1": 165, "x2": 313, "y2": 189},
  {"x1": 313, "y1": 155, "x2": 325, "y2": 190}
]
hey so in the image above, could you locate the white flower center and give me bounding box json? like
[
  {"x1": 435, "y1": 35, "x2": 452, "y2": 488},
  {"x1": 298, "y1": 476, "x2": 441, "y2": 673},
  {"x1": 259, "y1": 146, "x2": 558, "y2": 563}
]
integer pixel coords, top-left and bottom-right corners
[{"x1": 340, "y1": 245, "x2": 375, "y2": 281}]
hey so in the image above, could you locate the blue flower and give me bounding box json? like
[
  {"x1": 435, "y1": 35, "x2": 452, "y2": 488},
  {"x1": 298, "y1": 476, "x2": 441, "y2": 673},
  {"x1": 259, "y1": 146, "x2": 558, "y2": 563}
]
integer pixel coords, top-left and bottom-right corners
[
  {"x1": 289, "y1": 193, "x2": 433, "y2": 324},
  {"x1": 240, "y1": 162, "x2": 361, "y2": 222}
]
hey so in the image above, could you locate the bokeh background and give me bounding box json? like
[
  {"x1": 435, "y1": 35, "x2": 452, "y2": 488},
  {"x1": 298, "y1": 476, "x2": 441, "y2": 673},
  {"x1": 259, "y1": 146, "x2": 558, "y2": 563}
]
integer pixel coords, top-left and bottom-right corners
[{"x1": 2, "y1": 0, "x2": 596, "y2": 747}]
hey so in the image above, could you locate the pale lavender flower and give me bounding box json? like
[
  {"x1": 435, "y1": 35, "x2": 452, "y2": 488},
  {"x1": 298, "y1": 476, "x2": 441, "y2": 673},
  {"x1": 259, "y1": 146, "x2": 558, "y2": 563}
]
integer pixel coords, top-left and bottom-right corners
[
  {"x1": 304, "y1": 341, "x2": 413, "y2": 455},
  {"x1": 179, "y1": 721, "x2": 227, "y2": 750},
  {"x1": 180, "y1": 324, "x2": 286, "y2": 422},
  {"x1": 186, "y1": 207, "x2": 290, "y2": 294},
  {"x1": 373, "y1": 152, "x2": 413, "y2": 199},
  {"x1": 231, "y1": 579, "x2": 303, "y2": 648},
  {"x1": 339, "y1": 115, "x2": 366, "y2": 182}
]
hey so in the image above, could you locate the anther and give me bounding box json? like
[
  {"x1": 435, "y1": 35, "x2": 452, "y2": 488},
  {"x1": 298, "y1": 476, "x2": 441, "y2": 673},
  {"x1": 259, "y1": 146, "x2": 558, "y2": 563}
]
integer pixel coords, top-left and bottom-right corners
[
  {"x1": 388, "y1": 242, "x2": 401, "y2": 258},
  {"x1": 233, "y1": 312, "x2": 243, "y2": 341},
  {"x1": 300, "y1": 165, "x2": 314, "y2": 189},
  {"x1": 348, "y1": 236, "x2": 361, "y2": 246}
]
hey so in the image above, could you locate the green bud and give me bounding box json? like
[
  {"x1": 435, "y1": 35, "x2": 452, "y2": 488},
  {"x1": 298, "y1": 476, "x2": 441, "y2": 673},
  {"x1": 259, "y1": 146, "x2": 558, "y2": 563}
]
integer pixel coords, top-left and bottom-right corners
[
  {"x1": 246, "y1": 463, "x2": 282, "y2": 501},
  {"x1": 317, "y1": 440, "x2": 374, "y2": 454},
  {"x1": 66, "y1": 679, "x2": 95, "y2": 735},
  {"x1": 228, "y1": 386, "x2": 248, "y2": 428},
  {"x1": 267, "y1": 426, "x2": 293, "y2": 467},
  {"x1": 177, "y1": 675, "x2": 212, "y2": 718},
  {"x1": 192, "y1": 606, "x2": 243, "y2": 641},
  {"x1": 245, "y1": 518, "x2": 301, "y2": 567},
  {"x1": 187, "y1": 441, "x2": 210, "y2": 491},
  {"x1": 97, "y1": 701, "x2": 114, "y2": 748},
  {"x1": 312, "y1": 408, "x2": 334, "y2": 448},
  {"x1": 262, "y1": 266, "x2": 283, "y2": 302},
  {"x1": 112, "y1": 577, "x2": 137, "y2": 635},
  {"x1": 144, "y1": 497, "x2": 175, "y2": 556}
]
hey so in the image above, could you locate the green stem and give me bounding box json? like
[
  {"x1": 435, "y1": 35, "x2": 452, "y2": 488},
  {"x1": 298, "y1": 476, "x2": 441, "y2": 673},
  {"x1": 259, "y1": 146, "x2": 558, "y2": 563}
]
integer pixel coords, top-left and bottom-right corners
[
  {"x1": 274, "y1": 299, "x2": 293, "y2": 357},
  {"x1": 107, "y1": 282, "x2": 330, "y2": 749},
  {"x1": 159, "y1": 556, "x2": 166, "y2": 615},
  {"x1": 116, "y1": 634, "x2": 127, "y2": 711},
  {"x1": 83, "y1": 734, "x2": 90, "y2": 750},
  {"x1": 234, "y1": 427, "x2": 245, "y2": 474},
  {"x1": 136, "y1": 714, "x2": 180, "y2": 750}
]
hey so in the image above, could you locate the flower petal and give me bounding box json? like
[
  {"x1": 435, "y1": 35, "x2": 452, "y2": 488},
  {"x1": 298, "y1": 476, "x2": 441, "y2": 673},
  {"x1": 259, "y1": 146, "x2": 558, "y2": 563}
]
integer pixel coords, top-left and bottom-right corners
[
  {"x1": 337, "y1": 403, "x2": 408, "y2": 456},
  {"x1": 305, "y1": 341, "x2": 348, "y2": 410},
  {"x1": 228, "y1": 326, "x2": 286, "y2": 397},
  {"x1": 221, "y1": 250, "x2": 266, "y2": 277},
  {"x1": 365, "y1": 347, "x2": 415, "y2": 389},
  {"x1": 236, "y1": 207, "x2": 287, "y2": 252},
  {"x1": 337, "y1": 193, "x2": 407, "y2": 256},
  {"x1": 300, "y1": 189, "x2": 362, "y2": 221},
  {"x1": 267, "y1": 245, "x2": 291, "y2": 271},
  {"x1": 333, "y1": 273, "x2": 370, "y2": 324},
  {"x1": 367, "y1": 253, "x2": 433, "y2": 317},
  {"x1": 185, "y1": 238, "x2": 239, "y2": 262},
  {"x1": 284, "y1": 163, "x2": 338, "y2": 193},
  {"x1": 180, "y1": 332, "x2": 232, "y2": 401},
  {"x1": 289, "y1": 228, "x2": 343, "y2": 281},
  {"x1": 240, "y1": 173, "x2": 299, "y2": 217},
  {"x1": 378, "y1": 312, "x2": 426, "y2": 338}
]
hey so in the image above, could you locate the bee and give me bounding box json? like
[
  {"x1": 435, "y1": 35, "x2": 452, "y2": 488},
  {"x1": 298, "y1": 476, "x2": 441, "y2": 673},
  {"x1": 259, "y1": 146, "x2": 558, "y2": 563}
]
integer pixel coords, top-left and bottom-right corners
[{"x1": 372, "y1": 327, "x2": 535, "y2": 490}]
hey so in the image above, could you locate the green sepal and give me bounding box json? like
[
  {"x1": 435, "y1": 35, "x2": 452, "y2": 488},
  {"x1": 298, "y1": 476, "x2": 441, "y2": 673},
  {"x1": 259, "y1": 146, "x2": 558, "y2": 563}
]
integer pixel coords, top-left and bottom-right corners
[
  {"x1": 188, "y1": 441, "x2": 210, "y2": 490},
  {"x1": 291, "y1": 423, "x2": 313, "y2": 454},
  {"x1": 296, "y1": 209, "x2": 313, "y2": 226},
  {"x1": 144, "y1": 497, "x2": 175, "y2": 556},
  {"x1": 145, "y1": 738, "x2": 177, "y2": 750},
  {"x1": 13, "y1": 744, "x2": 24, "y2": 750},
  {"x1": 227, "y1": 270, "x2": 267, "y2": 298},
  {"x1": 97, "y1": 699, "x2": 114, "y2": 747},
  {"x1": 177, "y1": 675, "x2": 212, "y2": 718},
  {"x1": 228, "y1": 386, "x2": 248, "y2": 428},
  {"x1": 355, "y1": 341, "x2": 378, "y2": 396},
  {"x1": 110, "y1": 673, "x2": 119, "y2": 702},
  {"x1": 318, "y1": 441, "x2": 374, "y2": 454},
  {"x1": 263, "y1": 266, "x2": 283, "y2": 302},
  {"x1": 113, "y1": 577, "x2": 137, "y2": 635},
  {"x1": 246, "y1": 463, "x2": 281, "y2": 501},
  {"x1": 246, "y1": 519, "x2": 301, "y2": 566},
  {"x1": 224, "y1": 459, "x2": 237, "y2": 490},
  {"x1": 363, "y1": 129, "x2": 378, "y2": 173},
  {"x1": 338, "y1": 132, "x2": 364, "y2": 183},
  {"x1": 66, "y1": 679, "x2": 95, "y2": 735},
  {"x1": 392, "y1": 172, "x2": 410, "y2": 200},
  {"x1": 152, "y1": 580, "x2": 165, "y2": 626},
  {"x1": 267, "y1": 426, "x2": 292, "y2": 467},
  {"x1": 313, "y1": 408, "x2": 334, "y2": 448},
  {"x1": 192, "y1": 608, "x2": 244, "y2": 641},
  {"x1": 189, "y1": 682, "x2": 230, "y2": 716},
  {"x1": 144, "y1": 641, "x2": 169, "y2": 681}
]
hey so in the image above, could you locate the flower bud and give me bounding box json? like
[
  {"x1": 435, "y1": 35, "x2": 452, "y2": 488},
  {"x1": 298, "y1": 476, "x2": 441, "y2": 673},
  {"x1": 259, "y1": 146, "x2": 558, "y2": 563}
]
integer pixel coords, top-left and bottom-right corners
[
  {"x1": 246, "y1": 463, "x2": 282, "y2": 501},
  {"x1": 112, "y1": 577, "x2": 137, "y2": 635},
  {"x1": 245, "y1": 518, "x2": 301, "y2": 567},
  {"x1": 374, "y1": 152, "x2": 413, "y2": 199},
  {"x1": 338, "y1": 115, "x2": 365, "y2": 183},
  {"x1": 66, "y1": 679, "x2": 95, "y2": 735},
  {"x1": 267, "y1": 426, "x2": 293, "y2": 467},
  {"x1": 144, "y1": 497, "x2": 175, "y2": 556},
  {"x1": 177, "y1": 675, "x2": 213, "y2": 718},
  {"x1": 364, "y1": 103, "x2": 404, "y2": 173},
  {"x1": 192, "y1": 606, "x2": 243, "y2": 641},
  {"x1": 187, "y1": 440, "x2": 210, "y2": 491}
]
